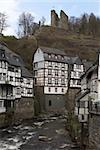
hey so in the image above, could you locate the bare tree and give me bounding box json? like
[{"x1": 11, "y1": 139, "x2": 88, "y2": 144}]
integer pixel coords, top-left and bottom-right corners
[
  {"x1": 18, "y1": 12, "x2": 35, "y2": 37},
  {"x1": 40, "y1": 16, "x2": 46, "y2": 26},
  {"x1": 0, "y1": 12, "x2": 8, "y2": 34}
]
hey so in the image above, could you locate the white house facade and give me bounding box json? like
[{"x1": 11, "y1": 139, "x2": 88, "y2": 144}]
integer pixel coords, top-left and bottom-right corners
[
  {"x1": 75, "y1": 53, "x2": 100, "y2": 122},
  {"x1": 70, "y1": 56, "x2": 84, "y2": 88},
  {"x1": 33, "y1": 47, "x2": 84, "y2": 112},
  {"x1": 0, "y1": 42, "x2": 33, "y2": 115},
  {"x1": 33, "y1": 47, "x2": 70, "y2": 112}
]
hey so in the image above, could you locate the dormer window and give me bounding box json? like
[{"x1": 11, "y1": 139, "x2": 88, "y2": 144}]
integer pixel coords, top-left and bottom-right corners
[
  {"x1": 62, "y1": 56, "x2": 64, "y2": 60},
  {"x1": 52, "y1": 54, "x2": 55, "y2": 58},
  {"x1": 1, "y1": 53, "x2": 5, "y2": 58},
  {"x1": 55, "y1": 55, "x2": 57, "y2": 59},
  {"x1": 48, "y1": 62, "x2": 52, "y2": 66},
  {"x1": 58, "y1": 55, "x2": 61, "y2": 59},
  {"x1": 48, "y1": 54, "x2": 51, "y2": 59},
  {"x1": 16, "y1": 58, "x2": 19, "y2": 62}
]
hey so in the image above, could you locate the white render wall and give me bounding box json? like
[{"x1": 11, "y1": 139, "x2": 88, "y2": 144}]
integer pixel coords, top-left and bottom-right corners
[
  {"x1": 44, "y1": 87, "x2": 67, "y2": 94},
  {"x1": 34, "y1": 48, "x2": 44, "y2": 63},
  {"x1": 98, "y1": 54, "x2": 100, "y2": 101}
]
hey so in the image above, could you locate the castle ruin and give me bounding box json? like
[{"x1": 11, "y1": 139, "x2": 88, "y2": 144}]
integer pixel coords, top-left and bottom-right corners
[{"x1": 51, "y1": 10, "x2": 68, "y2": 30}]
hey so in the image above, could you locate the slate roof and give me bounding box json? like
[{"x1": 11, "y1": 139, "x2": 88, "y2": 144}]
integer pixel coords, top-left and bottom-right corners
[
  {"x1": 82, "y1": 60, "x2": 93, "y2": 71},
  {"x1": 81, "y1": 64, "x2": 97, "y2": 79},
  {"x1": 70, "y1": 56, "x2": 83, "y2": 65},
  {"x1": 75, "y1": 89, "x2": 90, "y2": 101},
  {"x1": 39, "y1": 47, "x2": 83, "y2": 64},
  {"x1": 39, "y1": 47, "x2": 67, "y2": 56},
  {"x1": 21, "y1": 67, "x2": 33, "y2": 78},
  {"x1": 0, "y1": 42, "x2": 32, "y2": 78}
]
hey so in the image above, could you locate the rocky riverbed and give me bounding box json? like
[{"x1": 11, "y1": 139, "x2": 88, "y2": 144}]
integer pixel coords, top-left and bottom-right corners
[{"x1": 0, "y1": 114, "x2": 79, "y2": 150}]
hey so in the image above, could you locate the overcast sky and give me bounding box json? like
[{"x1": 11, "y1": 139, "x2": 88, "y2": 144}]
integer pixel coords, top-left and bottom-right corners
[{"x1": 0, "y1": 0, "x2": 100, "y2": 36}]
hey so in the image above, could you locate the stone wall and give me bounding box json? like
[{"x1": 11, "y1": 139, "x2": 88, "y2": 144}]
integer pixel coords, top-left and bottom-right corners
[
  {"x1": 89, "y1": 113, "x2": 100, "y2": 150},
  {"x1": 66, "y1": 88, "x2": 81, "y2": 141},
  {"x1": 34, "y1": 86, "x2": 45, "y2": 114},
  {"x1": 34, "y1": 86, "x2": 66, "y2": 114},
  {"x1": 51, "y1": 9, "x2": 68, "y2": 30},
  {"x1": 0, "y1": 111, "x2": 14, "y2": 128},
  {"x1": 51, "y1": 10, "x2": 59, "y2": 27},
  {"x1": 59, "y1": 10, "x2": 68, "y2": 30},
  {"x1": 66, "y1": 88, "x2": 80, "y2": 112},
  {"x1": 0, "y1": 113, "x2": 6, "y2": 128},
  {"x1": 45, "y1": 94, "x2": 66, "y2": 113},
  {"x1": 14, "y1": 97, "x2": 34, "y2": 123}
]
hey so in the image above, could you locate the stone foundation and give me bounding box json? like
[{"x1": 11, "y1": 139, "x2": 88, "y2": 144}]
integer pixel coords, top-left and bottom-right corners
[
  {"x1": 89, "y1": 113, "x2": 100, "y2": 150},
  {"x1": 14, "y1": 97, "x2": 34, "y2": 123},
  {"x1": 45, "y1": 94, "x2": 66, "y2": 113}
]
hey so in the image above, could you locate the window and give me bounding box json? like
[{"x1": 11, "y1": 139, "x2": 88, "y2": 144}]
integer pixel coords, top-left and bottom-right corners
[
  {"x1": 55, "y1": 55, "x2": 57, "y2": 59},
  {"x1": 2, "y1": 61, "x2": 5, "y2": 68},
  {"x1": 48, "y1": 54, "x2": 51, "y2": 58},
  {"x1": 8, "y1": 66, "x2": 14, "y2": 72},
  {"x1": 20, "y1": 78, "x2": 23, "y2": 83},
  {"x1": 10, "y1": 76, "x2": 13, "y2": 81},
  {"x1": 48, "y1": 62, "x2": 52, "y2": 66},
  {"x1": 0, "y1": 101, "x2": 3, "y2": 107},
  {"x1": 15, "y1": 77, "x2": 20, "y2": 82},
  {"x1": 34, "y1": 63, "x2": 38, "y2": 68},
  {"x1": 58, "y1": 55, "x2": 61, "y2": 59},
  {"x1": 1, "y1": 51, "x2": 5, "y2": 58},
  {"x1": 61, "y1": 56, "x2": 64, "y2": 60},
  {"x1": 15, "y1": 68, "x2": 19, "y2": 73},
  {"x1": 52, "y1": 54, "x2": 55, "y2": 58},
  {"x1": 77, "y1": 80, "x2": 81, "y2": 85},
  {"x1": 49, "y1": 100, "x2": 52, "y2": 106},
  {"x1": 82, "y1": 115, "x2": 84, "y2": 120},
  {"x1": 0, "y1": 73, "x2": 2, "y2": 79},
  {"x1": 27, "y1": 88, "x2": 32, "y2": 94},
  {"x1": 62, "y1": 70, "x2": 65, "y2": 76},
  {"x1": 34, "y1": 78, "x2": 37, "y2": 84},
  {"x1": 34, "y1": 71, "x2": 38, "y2": 76},
  {"x1": 48, "y1": 87, "x2": 51, "y2": 92},
  {"x1": 55, "y1": 88, "x2": 57, "y2": 92},
  {"x1": 61, "y1": 63, "x2": 65, "y2": 68},
  {"x1": 62, "y1": 88, "x2": 64, "y2": 92},
  {"x1": 3, "y1": 73, "x2": 6, "y2": 80},
  {"x1": 55, "y1": 62, "x2": 58, "y2": 67},
  {"x1": 55, "y1": 78, "x2": 58, "y2": 85},
  {"x1": 0, "y1": 62, "x2": 1, "y2": 68},
  {"x1": 75, "y1": 65, "x2": 81, "y2": 70},
  {"x1": 48, "y1": 69, "x2": 52, "y2": 75},
  {"x1": 55, "y1": 70, "x2": 58, "y2": 76},
  {"x1": 16, "y1": 87, "x2": 21, "y2": 95},
  {"x1": 48, "y1": 78, "x2": 52, "y2": 84},
  {"x1": 61, "y1": 79, "x2": 65, "y2": 85}
]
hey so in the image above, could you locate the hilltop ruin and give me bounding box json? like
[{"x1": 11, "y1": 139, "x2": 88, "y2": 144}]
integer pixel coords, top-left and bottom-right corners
[{"x1": 51, "y1": 10, "x2": 68, "y2": 30}]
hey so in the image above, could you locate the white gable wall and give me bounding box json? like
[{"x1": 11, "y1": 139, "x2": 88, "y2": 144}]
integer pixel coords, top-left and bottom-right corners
[{"x1": 34, "y1": 48, "x2": 44, "y2": 63}]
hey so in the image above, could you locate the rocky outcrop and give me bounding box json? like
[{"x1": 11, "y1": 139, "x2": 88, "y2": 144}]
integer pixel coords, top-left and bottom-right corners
[{"x1": 51, "y1": 10, "x2": 68, "y2": 30}]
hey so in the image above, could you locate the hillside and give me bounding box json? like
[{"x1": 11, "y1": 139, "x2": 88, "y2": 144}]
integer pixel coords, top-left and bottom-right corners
[{"x1": 0, "y1": 26, "x2": 100, "y2": 70}]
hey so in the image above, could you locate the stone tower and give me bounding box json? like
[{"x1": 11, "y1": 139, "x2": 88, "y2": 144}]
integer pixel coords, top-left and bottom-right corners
[
  {"x1": 51, "y1": 10, "x2": 59, "y2": 27},
  {"x1": 51, "y1": 10, "x2": 68, "y2": 30},
  {"x1": 59, "y1": 10, "x2": 68, "y2": 30}
]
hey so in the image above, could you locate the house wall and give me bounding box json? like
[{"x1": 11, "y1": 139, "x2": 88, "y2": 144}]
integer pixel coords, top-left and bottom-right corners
[
  {"x1": 45, "y1": 94, "x2": 66, "y2": 113},
  {"x1": 34, "y1": 86, "x2": 45, "y2": 113},
  {"x1": 14, "y1": 97, "x2": 34, "y2": 123},
  {"x1": 89, "y1": 113, "x2": 100, "y2": 150},
  {"x1": 66, "y1": 88, "x2": 80, "y2": 112},
  {"x1": 34, "y1": 48, "x2": 44, "y2": 63},
  {"x1": 70, "y1": 64, "x2": 84, "y2": 88}
]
